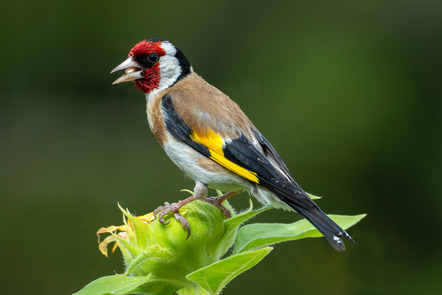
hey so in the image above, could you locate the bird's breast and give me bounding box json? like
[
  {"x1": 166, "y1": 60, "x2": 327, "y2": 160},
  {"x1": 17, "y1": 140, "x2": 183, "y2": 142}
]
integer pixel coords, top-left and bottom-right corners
[{"x1": 146, "y1": 93, "x2": 167, "y2": 147}]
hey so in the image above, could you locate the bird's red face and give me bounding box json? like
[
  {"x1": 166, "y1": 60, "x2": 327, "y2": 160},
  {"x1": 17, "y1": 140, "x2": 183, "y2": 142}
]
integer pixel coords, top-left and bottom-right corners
[
  {"x1": 111, "y1": 39, "x2": 167, "y2": 93},
  {"x1": 112, "y1": 38, "x2": 192, "y2": 96}
]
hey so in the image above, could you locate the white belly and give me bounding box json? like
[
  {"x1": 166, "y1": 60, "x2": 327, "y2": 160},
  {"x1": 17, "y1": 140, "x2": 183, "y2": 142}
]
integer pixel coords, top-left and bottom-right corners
[{"x1": 163, "y1": 138, "x2": 248, "y2": 192}]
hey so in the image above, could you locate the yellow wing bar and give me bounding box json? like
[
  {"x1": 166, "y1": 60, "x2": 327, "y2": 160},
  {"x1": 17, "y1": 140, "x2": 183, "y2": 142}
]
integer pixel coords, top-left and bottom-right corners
[{"x1": 190, "y1": 129, "x2": 259, "y2": 184}]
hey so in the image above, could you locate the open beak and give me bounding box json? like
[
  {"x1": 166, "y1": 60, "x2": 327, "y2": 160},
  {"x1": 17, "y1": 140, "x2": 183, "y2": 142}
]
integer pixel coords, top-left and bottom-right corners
[{"x1": 110, "y1": 56, "x2": 143, "y2": 84}]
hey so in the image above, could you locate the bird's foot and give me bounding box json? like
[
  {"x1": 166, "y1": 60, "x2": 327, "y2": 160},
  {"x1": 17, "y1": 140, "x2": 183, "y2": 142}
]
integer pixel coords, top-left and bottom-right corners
[
  {"x1": 153, "y1": 196, "x2": 196, "y2": 239},
  {"x1": 153, "y1": 191, "x2": 241, "y2": 238},
  {"x1": 202, "y1": 191, "x2": 240, "y2": 219}
]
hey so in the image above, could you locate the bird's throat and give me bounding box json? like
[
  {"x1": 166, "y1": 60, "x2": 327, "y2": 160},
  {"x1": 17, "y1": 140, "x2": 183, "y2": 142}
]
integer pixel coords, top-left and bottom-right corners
[{"x1": 134, "y1": 65, "x2": 161, "y2": 94}]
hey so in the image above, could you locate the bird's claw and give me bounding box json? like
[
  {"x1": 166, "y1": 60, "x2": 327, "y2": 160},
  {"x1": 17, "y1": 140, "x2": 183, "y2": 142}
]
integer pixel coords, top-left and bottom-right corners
[
  {"x1": 153, "y1": 202, "x2": 170, "y2": 224},
  {"x1": 152, "y1": 192, "x2": 238, "y2": 239},
  {"x1": 172, "y1": 211, "x2": 191, "y2": 239},
  {"x1": 153, "y1": 201, "x2": 191, "y2": 239},
  {"x1": 202, "y1": 191, "x2": 240, "y2": 218},
  {"x1": 203, "y1": 196, "x2": 232, "y2": 218}
]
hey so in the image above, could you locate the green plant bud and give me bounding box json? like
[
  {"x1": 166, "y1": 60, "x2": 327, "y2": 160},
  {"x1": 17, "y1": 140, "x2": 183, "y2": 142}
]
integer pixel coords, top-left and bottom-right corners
[
  {"x1": 99, "y1": 200, "x2": 232, "y2": 285},
  {"x1": 80, "y1": 193, "x2": 364, "y2": 295}
]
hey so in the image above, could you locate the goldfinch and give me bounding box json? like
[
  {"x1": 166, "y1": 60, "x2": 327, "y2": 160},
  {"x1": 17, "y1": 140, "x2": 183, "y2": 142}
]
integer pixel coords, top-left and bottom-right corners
[{"x1": 111, "y1": 38, "x2": 355, "y2": 251}]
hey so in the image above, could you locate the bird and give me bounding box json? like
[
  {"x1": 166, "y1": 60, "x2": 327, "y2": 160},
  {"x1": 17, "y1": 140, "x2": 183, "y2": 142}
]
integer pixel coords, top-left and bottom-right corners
[{"x1": 111, "y1": 38, "x2": 356, "y2": 251}]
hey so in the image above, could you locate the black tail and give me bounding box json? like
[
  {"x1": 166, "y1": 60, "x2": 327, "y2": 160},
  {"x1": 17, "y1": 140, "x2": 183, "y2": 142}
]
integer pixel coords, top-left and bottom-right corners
[{"x1": 287, "y1": 202, "x2": 356, "y2": 251}]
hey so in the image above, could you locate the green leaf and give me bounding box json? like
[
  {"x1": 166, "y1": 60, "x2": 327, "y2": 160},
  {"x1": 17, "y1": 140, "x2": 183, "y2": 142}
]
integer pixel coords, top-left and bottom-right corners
[
  {"x1": 224, "y1": 205, "x2": 272, "y2": 230},
  {"x1": 306, "y1": 192, "x2": 321, "y2": 199},
  {"x1": 73, "y1": 275, "x2": 151, "y2": 295},
  {"x1": 186, "y1": 247, "x2": 273, "y2": 295},
  {"x1": 132, "y1": 276, "x2": 189, "y2": 295},
  {"x1": 235, "y1": 214, "x2": 366, "y2": 253},
  {"x1": 213, "y1": 203, "x2": 271, "y2": 259},
  {"x1": 177, "y1": 285, "x2": 211, "y2": 295}
]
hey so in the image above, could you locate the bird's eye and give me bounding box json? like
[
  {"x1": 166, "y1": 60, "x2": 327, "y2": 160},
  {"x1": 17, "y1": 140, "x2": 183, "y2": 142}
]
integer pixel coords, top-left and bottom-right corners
[{"x1": 148, "y1": 53, "x2": 159, "y2": 63}]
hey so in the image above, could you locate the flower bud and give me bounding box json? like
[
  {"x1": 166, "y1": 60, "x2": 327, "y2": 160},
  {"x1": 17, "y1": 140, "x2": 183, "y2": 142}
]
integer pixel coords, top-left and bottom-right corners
[{"x1": 98, "y1": 200, "x2": 231, "y2": 284}]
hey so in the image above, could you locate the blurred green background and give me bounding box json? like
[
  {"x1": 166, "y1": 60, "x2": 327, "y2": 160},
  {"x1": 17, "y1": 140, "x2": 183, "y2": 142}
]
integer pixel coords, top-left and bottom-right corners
[{"x1": 1, "y1": 0, "x2": 441, "y2": 294}]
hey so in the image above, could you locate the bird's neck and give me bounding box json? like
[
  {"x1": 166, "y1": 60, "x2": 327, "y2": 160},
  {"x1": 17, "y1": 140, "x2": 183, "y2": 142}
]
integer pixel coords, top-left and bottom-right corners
[{"x1": 143, "y1": 68, "x2": 194, "y2": 102}]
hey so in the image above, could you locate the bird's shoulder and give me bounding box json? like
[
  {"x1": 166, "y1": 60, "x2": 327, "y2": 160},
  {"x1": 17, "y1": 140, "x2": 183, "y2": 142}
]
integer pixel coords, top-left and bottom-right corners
[{"x1": 163, "y1": 72, "x2": 256, "y2": 139}]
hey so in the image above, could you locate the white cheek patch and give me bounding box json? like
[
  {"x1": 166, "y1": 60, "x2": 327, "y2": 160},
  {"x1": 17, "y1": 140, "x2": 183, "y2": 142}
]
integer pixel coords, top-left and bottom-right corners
[
  {"x1": 145, "y1": 42, "x2": 182, "y2": 102},
  {"x1": 158, "y1": 55, "x2": 182, "y2": 89}
]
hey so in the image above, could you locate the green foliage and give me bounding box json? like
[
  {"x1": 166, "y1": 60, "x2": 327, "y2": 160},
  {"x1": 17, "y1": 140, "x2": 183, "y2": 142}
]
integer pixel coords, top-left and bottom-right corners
[
  {"x1": 234, "y1": 214, "x2": 366, "y2": 254},
  {"x1": 74, "y1": 275, "x2": 151, "y2": 295},
  {"x1": 186, "y1": 247, "x2": 273, "y2": 295},
  {"x1": 75, "y1": 198, "x2": 365, "y2": 295}
]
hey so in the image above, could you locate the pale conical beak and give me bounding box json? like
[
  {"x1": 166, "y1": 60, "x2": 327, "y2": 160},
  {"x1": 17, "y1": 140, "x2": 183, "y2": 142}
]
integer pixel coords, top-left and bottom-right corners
[{"x1": 111, "y1": 56, "x2": 144, "y2": 84}]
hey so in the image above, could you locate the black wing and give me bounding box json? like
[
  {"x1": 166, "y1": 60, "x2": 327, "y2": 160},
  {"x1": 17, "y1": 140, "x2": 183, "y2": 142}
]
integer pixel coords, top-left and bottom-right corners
[{"x1": 162, "y1": 93, "x2": 355, "y2": 250}]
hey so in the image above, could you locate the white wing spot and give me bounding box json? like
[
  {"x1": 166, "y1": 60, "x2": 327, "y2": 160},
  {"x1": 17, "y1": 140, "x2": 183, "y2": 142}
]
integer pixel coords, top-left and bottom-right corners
[{"x1": 333, "y1": 236, "x2": 343, "y2": 243}]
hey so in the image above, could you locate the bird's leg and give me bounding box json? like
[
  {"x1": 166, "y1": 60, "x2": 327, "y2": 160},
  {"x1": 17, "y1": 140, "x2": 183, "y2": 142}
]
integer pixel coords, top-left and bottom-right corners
[
  {"x1": 193, "y1": 182, "x2": 239, "y2": 218},
  {"x1": 153, "y1": 182, "x2": 207, "y2": 239},
  {"x1": 202, "y1": 191, "x2": 242, "y2": 218},
  {"x1": 153, "y1": 197, "x2": 196, "y2": 239},
  {"x1": 153, "y1": 183, "x2": 241, "y2": 239}
]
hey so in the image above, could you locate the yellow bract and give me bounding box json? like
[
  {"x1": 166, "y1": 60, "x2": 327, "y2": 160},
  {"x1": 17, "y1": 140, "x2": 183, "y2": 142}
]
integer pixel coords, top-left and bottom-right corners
[
  {"x1": 97, "y1": 212, "x2": 155, "y2": 257},
  {"x1": 190, "y1": 129, "x2": 259, "y2": 184}
]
